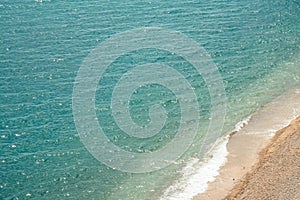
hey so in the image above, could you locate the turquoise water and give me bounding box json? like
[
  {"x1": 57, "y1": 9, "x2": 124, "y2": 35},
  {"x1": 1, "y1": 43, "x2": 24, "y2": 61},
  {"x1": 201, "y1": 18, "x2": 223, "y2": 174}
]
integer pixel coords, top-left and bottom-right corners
[{"x1": 1, "y1": 0, "x2": 300, "y2": 199}]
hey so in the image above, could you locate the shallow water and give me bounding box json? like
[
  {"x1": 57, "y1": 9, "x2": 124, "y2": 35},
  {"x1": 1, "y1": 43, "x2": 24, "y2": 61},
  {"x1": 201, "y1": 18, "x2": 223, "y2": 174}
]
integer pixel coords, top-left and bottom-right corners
[{"x1": 1, "y1": 0, "x2": 300, "y2": 199}]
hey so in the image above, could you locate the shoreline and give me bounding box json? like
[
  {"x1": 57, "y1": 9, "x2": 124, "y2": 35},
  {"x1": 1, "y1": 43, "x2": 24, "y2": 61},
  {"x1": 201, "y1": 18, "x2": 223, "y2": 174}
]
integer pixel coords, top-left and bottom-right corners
[{"x1": 194, "y1": 85, "x2": 300, "y2": 200}]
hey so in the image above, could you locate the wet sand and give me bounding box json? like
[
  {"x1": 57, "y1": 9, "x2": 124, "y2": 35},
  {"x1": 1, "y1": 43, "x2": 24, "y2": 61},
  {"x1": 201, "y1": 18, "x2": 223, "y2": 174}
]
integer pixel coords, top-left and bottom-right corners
[{"x1": 194, "y1": 85, "x2": 300, "y2": 200}]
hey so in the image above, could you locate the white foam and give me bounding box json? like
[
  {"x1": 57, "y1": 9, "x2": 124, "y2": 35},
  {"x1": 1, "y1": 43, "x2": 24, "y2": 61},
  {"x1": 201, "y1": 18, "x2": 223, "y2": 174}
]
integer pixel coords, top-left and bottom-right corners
[
  {"x1": 233, "y1": 115, "x2": 252, "y2": 132},
  {"x1": 160, "y1": 136, "x2": 229, "y2": 200},
  {"x1": 35, "y1": 0, "x2": 51, "y2": 2}
]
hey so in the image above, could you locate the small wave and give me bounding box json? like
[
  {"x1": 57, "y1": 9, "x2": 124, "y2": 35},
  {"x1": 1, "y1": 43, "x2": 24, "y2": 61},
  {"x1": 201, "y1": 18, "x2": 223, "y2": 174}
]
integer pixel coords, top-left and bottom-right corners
[
  {"x1": 159, "y1": 115, "x2": 255, "y2": 200},
  {"x1": 160, "y1": 135, "x2": 229, "y2": 200},
  {"x1": 233, "y1": 115, "x2": 252, "y2": 132},
  {"x1": 35, "y1": 0, "x2": 51, "y2": 2}
]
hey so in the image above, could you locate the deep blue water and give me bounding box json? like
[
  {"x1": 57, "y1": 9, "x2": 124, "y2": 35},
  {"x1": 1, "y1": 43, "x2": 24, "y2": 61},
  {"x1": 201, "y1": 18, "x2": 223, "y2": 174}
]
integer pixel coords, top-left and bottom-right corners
[{"x1": 1, "y1": 0, "x2": 300, "y2": 199}]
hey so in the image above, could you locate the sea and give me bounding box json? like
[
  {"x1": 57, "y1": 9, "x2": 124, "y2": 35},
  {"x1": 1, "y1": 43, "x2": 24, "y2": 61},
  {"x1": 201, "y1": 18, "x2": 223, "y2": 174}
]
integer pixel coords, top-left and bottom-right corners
[{"x1": 1, "y1": 0, "x2": 300, "y2": 199}]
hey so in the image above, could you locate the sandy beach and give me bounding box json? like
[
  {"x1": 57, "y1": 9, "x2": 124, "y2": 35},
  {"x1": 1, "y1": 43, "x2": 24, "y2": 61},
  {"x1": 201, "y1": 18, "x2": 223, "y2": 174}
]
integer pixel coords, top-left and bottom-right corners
[
  {"x1": 224, "y1": 116, "x2": 300, "y2": 200},
  {"x1": 194, "y1": 85, "x2": 300, "y2": 200}
]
